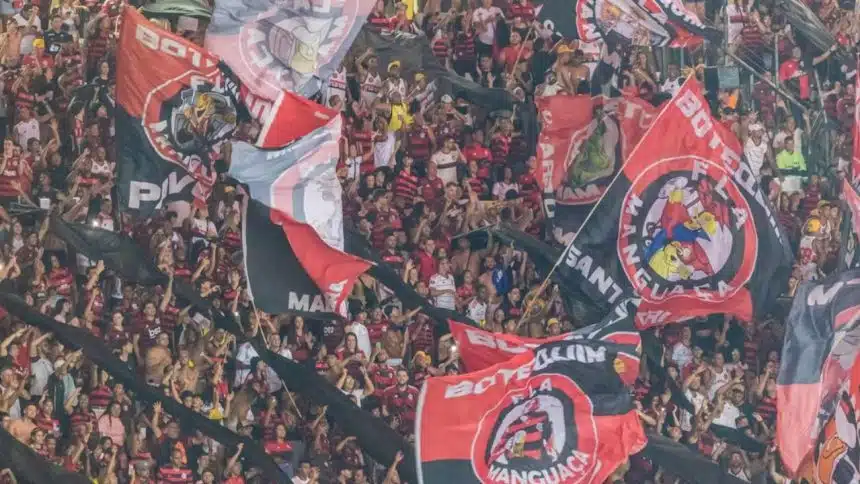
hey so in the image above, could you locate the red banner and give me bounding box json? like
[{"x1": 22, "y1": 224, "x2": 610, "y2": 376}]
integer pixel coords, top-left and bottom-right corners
[
  {"x1": 614, "y1": 96, "x2": 663, "y2": 161},
  {"x1": 535, "y1": 95, "x2": 595, "y2": 197},
  {"x1": 448, "y1": 299, "x2": 641, "y2": 385},
  {"x1": 416, "y1": 339, "x2": 646, "y2": 483},
  {"x1": 853, "y1": 67, "x2": 860, "y2": 182}
]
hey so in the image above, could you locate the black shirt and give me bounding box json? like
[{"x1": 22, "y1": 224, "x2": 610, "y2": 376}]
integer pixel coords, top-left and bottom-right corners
[{"x1": 44, "y1": 29, "x2": 72, "y2": 56}]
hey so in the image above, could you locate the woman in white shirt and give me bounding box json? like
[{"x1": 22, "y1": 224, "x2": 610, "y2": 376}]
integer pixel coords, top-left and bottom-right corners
[
  {"x1": 336, "y1": 366, "x2": 375, "y2": 408},
  {"x1": 492, "y1": 167, "x2": 519, "y2": 200}
]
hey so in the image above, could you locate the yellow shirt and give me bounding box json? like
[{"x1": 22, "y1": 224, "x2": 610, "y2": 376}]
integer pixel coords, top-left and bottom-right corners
[{"x1": 388, "y1": 103, "x2": 413, "y2": 131}]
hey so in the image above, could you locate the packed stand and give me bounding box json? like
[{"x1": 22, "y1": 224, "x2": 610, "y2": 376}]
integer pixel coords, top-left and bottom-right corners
[{"x1": 0, "y1": 0, "x2": 851, "y2": 482}]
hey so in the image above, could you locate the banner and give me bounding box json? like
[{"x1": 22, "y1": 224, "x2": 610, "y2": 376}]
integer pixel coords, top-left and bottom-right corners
[
  {"x1": 488, "y1": 226, "x2": 610, "y2": 325},
  {"x1": 0, "y1": 425, "x2": 90, "y2": 484},
  {"x1": 776, "y1": 269, "x2": 860, "y2": 474},
  {"x1": 350, "y1": 29, "x2": 514, "y2": 110},
  {"x1": 47, "y1": 219, "x2": 417, "y2": 480},
  {"x1": 415, "y1": 339, "x2": 646, "y2": 483},
  {"x1": 116, "y1": 8, "x2": 334, "y2": 214},
  {"x1": 574, "y1": 0, "x2": 674, "y2": 46},
  {"x1": 641, "y1": 434, "x2": 750, "y2": 484},
  {"x1": 794, "y1": 352, "x2": 860, "y2": 484},
  {"x1": 781, "y1": 0, "x2": 855, "y2": 75},
  {"x1": 854, "y1": 69, "x2": 860, "y2": 182},
  {"x1": 206, "y1": 0, "x2": 375, "y2": 100},
  {"x1": 141, "y1": 0, "x2": 212, "y2": 19},
  {"x1": 560, "y1": 78, "x2": 792, "y2": 328},
  {"x1": 229, "y1": 116, "x2": 344, "y2": 250},
  {"x1": 0, "y1": 292, "x2": 290, "y2": 483},
  {"x1": 535, "y1": 95, "x2": 600, "y2": 202},
  {"x1": 243, "y1": 197, "x2": 368, "y2": 318},
  {"x1": 839, "y1": 182, "x2": 860, "y2": 271},
  {"x1": 449, "y1": 298, "x2": 641, "y2": 383}
]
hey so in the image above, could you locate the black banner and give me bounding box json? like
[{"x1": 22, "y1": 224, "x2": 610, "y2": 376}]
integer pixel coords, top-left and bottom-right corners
[
  {"x1": 243, "y1": 197, "x2": 345, "y2": 320},
  {"x1": 559, "y1": 79, "x2": 792, "y2": 328},
  {"x1": 776, "y1": 269, "x2": 860, "y2": 473},
  {"x1": 0, "y1": 426, "x2": 90, "y2": 484},
  {"x1": 641, "y1": 433, "x2": 749, "y2": 484},
  {"x1": 350, "y1": 29, "x2": 514, "y2": 110},
  {"x1": 0, "y1": 292, "x2": 289, "y2": 483},
  {"x1": 48, "y1": 218, "x2": 417, "y2": 481}
]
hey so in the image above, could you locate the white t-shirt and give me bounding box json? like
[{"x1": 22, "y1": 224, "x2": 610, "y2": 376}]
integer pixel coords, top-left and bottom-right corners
[
  {"x1": 661, "y1": 77, "x2": 683, "y2": 97},
  {"x1": 373, "y1": 132, "x2": 397, "y2": 169},
  {"x1": 29, "y1": 357, "x2": 54, "y2": 396},
  {"x1": 680, "y1": 389, "x2": 706, "y2": 432},
  {"x1": 472, "y1": 7, "x2": 503, "y2": 45},
  {"x1": 346, "y1": 322, "x2": 372, "y2": 359},
  {"x1": 14, "y1": 118, "x2": 39, "y2": 148},
  {"x1": 707, "y1": 366, "x2": 732, "y2": 400},
  {"x1": 431, "y1": 150, "x2": 458, "y2": 185},
  {"x1": 234, "y1": 342, "x2": 258, "y2": 388},
  {"x1": 429, "y1": 273, "x2": 456, "y2": 310},
  {"x1": 492, "y1": 181, "x2": 519, "y2": 200},
  {"x1": 713, "y1": 401, "x2": 741, "y2": 428},
  {"x1": 467, "y1": 299, "x2": 488, "y2": 325},
  {"x1": 744, "y1": 137, "x2": 769, "y2": 178},
  {"x1": 671, "y1": 342, "x2": 693, "y2": 369}
]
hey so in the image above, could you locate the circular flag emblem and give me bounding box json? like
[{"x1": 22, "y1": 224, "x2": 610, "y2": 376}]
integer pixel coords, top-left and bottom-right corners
[
  {"x1": 617, "y1": 156, "x2": 757, "y2": 303},
  {"x1": 470, "y1": 376, "x2": 598, "y2": 483},
  {"x1": 141, "y1": 71, "x2": 238, "y2": 172}
]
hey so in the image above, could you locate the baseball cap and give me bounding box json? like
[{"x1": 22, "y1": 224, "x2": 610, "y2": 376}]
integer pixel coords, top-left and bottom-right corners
[
  {"x1": 388, "y1": 60, "x2": 401, "y2": 71},
  {"x1": 441, "y1": 94, "x2": 453, "y2": 103}
]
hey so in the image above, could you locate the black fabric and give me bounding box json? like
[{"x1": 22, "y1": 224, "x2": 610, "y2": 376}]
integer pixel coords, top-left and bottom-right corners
[
  {"x1": 344, "y1": 226, "x2": 476, "y2": 329},
  {"x1": 115, "y1": 108, "x2": 197, "y2": 216},
  {"x1": 0, "y1": 292, "x2": 289, "y2": 484},
  {"x1": 0, "y1": 426, "x2": 91, "y2": 484},
  {"x1": 50, "y1": 214, "x2": 166, "y2": 285},
  {"x1": 488, "y1": 225, "x2": 609, "y2": 324},
  {"x1": 839, "y1": 199, "x2": 860, "y2": 271},
  {"x1": 170, "y1": 288, "x2": 419, "y2": 483},
  {"x1": 242, "y1": 199, "x2": 343, "y2": 320},
  {"x1": 48, "y1": 217, "x2": 418, "y2": 481},
  {"x1": 782, "y1": 0, "x2": 855, "y2": 73},
  {"x1": 641, "y1": 434, "x2": 749, "y2": 484},
  {"x1": 351, "y1": 29, "x2": 514, "y2": 110}
]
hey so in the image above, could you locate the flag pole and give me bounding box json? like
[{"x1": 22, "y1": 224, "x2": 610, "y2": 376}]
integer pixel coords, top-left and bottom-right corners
[{"x1": 516, "y1": 76, "x2": 695, "y2": 329}]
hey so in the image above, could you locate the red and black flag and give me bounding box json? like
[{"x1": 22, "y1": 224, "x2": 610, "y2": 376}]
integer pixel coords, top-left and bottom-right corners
[
  {"x1": 538, "y1": 0, "x2": 719, "y2": 47},
  {"x1": 539, "y1": 95, "x2": 662, "y2": 240},
  {"x1": 793, "y1": 351, "x2": 860, "y2": 484},
  {"x1": 205, "y1": 0, "x2": 376, "y2": 100},
  {"x1": 448, "y1": 298, "x2": 641, "y2": 384},
  {"x1": 229, "y1": 116, "x2": 345, "y2": 250},
  {"x1": 840, "y1": 179, "x2": 860, "y2": 270},
  {"x1": 242, "y1": 196, "x2": 369, "y2": 319},
  {"x1": 416, "y1": 338, "x2": 646, "y2": 483},
  {"x1": 776, "y1": 269, "x2": 860, "y2": 475},
  {"x1": 116, "y1": 8, "x2": 334, "y2": 215},
  {"x1": 557, "y1": 77, "x2": 792, "y2": 329}
]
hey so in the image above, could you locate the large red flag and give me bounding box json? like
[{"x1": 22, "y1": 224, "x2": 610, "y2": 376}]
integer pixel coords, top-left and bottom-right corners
[{"x1": 416, "y1": 338, "x2": 646, "y2": 484}]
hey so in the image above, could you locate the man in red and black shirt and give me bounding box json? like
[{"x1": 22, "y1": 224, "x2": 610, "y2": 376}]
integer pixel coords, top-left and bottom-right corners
[
  {"x1": 157, "y1": 448, "x2": 193, "y2": 484},
  {"x1": 382, "y1": 368, "x2": 420, "y2": 434}
]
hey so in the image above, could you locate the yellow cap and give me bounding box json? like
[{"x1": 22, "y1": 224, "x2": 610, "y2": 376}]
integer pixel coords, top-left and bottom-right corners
[
  {"x1": 414, "y1": 72, "x2": 426, "y2": 82},
  {"x1": 388, "y1": 60, "x2": 401, "y2": 71},
  {"x1": 556, "y1": 45, "x2": 573, "y2": 54},
  {"x1": 32, "y1": 38, "x2": 44, "y2": 49},
  {"x1": 546, "y1": 318, "x2": 559, "y2": 326}
]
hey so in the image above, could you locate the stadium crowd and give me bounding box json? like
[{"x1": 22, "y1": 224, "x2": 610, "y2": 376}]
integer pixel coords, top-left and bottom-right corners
[{"x1": 0, "y1": 0, "x2": 853, "y2": 482}]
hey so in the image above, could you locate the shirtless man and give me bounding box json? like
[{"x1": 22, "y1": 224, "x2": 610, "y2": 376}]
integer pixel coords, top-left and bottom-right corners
[
  {"x1": 145, "y1": 333, "x2": 172, "y2": 386},
  {"x1": 8, "y1": 403, "x2": 37, "y2": 442},
  {"x1": 554, "y1": 46, "x2": 590, "y2": 94},
  {"x1": 451, "y1": 233, "x2": 494, "y2": 278}
]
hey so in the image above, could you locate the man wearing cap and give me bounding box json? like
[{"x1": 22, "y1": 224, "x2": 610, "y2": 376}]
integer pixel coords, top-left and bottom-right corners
[
  {"x1": 744, "y1": 123, "x2": 776, "y2": 180},
  {"x1": 382, "y1": 60, "x2": 407, "y2": 99}
]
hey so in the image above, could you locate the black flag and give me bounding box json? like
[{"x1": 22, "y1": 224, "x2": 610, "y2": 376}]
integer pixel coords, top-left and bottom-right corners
[
  {"x1": 0, "y1": 292, "x2": 289, "y2": 484},
  {"x1": 350, "y1": 29, "x2": 514, "y2": 109}
]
